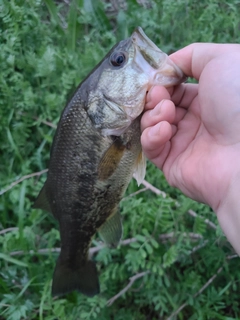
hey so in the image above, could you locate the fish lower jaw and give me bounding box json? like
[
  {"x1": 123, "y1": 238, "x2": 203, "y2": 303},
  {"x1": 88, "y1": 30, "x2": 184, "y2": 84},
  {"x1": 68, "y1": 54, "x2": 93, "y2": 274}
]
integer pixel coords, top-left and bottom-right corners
[
  {"x1": 122, "y1": 101, "x2": 145, "y2": 121},
  {"x1": 101, "y1": 122, "x2": 131, "y2": 136}
]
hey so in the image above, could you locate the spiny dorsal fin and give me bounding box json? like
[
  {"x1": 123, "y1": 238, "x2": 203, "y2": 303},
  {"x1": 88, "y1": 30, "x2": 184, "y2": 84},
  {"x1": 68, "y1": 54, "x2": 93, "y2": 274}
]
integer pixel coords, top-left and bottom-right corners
[
  {"x1": 133, "y1": 151, "x2": 146, "y2": 186},
  {"x1": 98, "y1": 138, "x2": 125, "y2": 181},
  {"x1": 33, "y1": 184, "x2": 52, "y2": 213},
  {"x1": 98, "y1": 209, "x2": 122, "y2": 248}
]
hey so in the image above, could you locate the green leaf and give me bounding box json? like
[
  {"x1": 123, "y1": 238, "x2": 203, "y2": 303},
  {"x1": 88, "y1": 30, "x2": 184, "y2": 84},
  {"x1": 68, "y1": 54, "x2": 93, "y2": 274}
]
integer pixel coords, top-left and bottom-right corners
[
  {"x1": 150, "y1": 237, "x2": 159, "y2": 249},
  {"x1": 43, "y1": 0, "x2": 63, "y2": 30},
  {"x1": 135, "y1": 234, "x2": 146, "y2": 243},
  {"x1": 67, "y1": 0, "x2": 78, "y2": 52},
  {"x1": 0, "y1": 253, "x2": 28, "y2": 267},
  {"x1": 145, "y1": 242, "x2": 153, "y2": 255}
]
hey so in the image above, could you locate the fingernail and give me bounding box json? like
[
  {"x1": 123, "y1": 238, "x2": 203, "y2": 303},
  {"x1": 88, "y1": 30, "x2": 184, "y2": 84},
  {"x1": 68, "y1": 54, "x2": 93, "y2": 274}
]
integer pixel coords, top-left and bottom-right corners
[
  {"x1": 150, "y1": 100, "x2": 165, "y2": 116},
  {"x1": 149, "y1": 123, "x2": 161, "y2": 137}
]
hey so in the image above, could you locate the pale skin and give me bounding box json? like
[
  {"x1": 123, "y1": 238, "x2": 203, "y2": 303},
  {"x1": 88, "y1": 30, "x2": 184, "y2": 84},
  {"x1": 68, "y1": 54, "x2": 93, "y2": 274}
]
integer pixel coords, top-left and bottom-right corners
[{"x1": 141, "y1": 43, "x2": 240, "y2": 255}]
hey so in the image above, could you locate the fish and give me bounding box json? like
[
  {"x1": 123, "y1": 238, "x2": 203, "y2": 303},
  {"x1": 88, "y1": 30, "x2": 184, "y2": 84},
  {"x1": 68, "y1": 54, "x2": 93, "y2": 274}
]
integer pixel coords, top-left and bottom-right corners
[{"x1": 34, "y1": 27, "x2": 186, "y2": 297}]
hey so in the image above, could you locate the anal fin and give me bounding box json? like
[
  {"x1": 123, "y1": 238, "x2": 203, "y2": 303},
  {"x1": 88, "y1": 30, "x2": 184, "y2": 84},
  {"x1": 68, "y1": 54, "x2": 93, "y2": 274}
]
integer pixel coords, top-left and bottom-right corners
[{"x1": 98, "y1": 209, "x2": 122, "y2": 248}]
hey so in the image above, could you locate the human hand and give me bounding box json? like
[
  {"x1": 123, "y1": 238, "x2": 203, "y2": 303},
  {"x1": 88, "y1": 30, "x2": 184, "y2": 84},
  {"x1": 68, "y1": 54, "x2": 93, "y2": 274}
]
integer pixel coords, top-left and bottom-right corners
[{"x1": 141, "y1": 43, "x2": 240, "y2": 253}]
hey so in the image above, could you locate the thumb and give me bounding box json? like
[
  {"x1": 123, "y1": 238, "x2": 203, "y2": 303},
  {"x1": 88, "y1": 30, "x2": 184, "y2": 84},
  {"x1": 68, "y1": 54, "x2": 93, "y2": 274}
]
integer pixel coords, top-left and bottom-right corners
[{"x1": 170, "y1": 43, "x2": 240, "y2": 80}]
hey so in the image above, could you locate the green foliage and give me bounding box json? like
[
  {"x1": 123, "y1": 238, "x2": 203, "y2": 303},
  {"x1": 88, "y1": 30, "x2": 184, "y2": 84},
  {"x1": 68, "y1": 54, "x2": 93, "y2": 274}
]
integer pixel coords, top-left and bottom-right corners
[{"x1": 1, "y1": 0, "x2": 240, "y2": 319}]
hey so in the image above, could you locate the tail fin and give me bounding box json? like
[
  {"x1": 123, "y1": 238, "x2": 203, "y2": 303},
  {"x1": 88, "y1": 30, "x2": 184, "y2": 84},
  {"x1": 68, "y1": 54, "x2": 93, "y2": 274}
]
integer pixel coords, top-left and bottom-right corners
[{"x1": 52, "y1": 259, "x2": 100, "y2": 297}]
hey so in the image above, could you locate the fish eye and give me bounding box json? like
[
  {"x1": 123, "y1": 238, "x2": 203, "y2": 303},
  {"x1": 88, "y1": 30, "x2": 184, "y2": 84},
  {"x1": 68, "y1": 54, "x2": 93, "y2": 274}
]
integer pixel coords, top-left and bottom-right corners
[{"x1": 110, "y1": 52, "x2": 126, "y2": 67}]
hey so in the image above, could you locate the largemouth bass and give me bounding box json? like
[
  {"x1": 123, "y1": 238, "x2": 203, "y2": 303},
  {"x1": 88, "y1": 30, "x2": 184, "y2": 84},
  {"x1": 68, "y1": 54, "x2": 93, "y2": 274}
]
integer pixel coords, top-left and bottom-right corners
[{"x1": 34, "y1": 27, "x2": 185, "y2": 297}]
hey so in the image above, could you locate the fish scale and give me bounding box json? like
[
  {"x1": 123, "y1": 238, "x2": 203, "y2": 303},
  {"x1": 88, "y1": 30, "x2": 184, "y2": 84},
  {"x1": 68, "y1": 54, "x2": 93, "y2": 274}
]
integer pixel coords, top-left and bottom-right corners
[{"x1": 34, "y1": 27, "x2": 186, "y2": 297}]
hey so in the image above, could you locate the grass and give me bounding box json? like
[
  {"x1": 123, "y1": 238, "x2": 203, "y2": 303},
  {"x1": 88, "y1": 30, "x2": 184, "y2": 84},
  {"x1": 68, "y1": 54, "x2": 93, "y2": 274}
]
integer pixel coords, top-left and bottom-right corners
[{"x1": 1, "y1": 0, "x2": 240, "y2": 319}]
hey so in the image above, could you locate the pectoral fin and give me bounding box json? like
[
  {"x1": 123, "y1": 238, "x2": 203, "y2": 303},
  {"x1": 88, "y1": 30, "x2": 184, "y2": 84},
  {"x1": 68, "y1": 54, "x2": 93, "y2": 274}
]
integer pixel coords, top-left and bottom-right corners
[
  {"x1": 98, "y1": 138, "x2": 125, "y2": 181},
  {"x1": 33, "y1": 184, "x2": 52, "y2": 213},
  {"x1": 98, "y1": 209, "x2": 122, "y2": 248},
  {"x1": 133, "y1": 151, "x2": 146, "y2": 186}
]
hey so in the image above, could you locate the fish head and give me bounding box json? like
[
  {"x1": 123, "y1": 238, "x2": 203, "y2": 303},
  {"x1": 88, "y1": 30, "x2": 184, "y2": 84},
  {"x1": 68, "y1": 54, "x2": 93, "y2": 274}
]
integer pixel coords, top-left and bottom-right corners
[{"x1": 87, "y1": 27, "x2": 186, "y2": 135}]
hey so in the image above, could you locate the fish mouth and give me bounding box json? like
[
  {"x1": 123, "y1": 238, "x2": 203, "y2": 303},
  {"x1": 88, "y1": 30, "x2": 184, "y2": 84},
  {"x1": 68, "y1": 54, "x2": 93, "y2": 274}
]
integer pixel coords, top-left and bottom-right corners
[
  {"x1": 131, "y1": 26, "x2": 162, "y2": 54},
  {"x1": 131, "y1": 27, "x2": 187, "y2": 87},
  {"x1": 153, "y1": 58, "x2": 187, "y2": 87}
]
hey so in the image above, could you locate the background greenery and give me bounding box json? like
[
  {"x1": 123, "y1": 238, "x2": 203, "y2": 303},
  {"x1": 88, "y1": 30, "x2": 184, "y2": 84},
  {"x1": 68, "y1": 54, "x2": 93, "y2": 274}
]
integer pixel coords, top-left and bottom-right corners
[{"x1": 1, "y1": 0, "x2": 240, "y2": 319}]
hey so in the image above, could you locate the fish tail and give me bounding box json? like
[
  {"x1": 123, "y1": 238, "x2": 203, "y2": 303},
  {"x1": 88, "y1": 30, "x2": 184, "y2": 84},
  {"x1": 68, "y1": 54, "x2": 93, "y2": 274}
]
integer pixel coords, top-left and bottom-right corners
[{"x1": 51, "y1": 258, "x2": 100, "y2": 297}]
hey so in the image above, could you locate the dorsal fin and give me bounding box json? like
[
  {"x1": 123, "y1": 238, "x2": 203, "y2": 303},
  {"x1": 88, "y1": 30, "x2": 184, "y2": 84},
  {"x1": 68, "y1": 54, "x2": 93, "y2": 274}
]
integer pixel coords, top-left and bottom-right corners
[{"x1": 33, "y1": 184, "x2": 52, "y2": 213}]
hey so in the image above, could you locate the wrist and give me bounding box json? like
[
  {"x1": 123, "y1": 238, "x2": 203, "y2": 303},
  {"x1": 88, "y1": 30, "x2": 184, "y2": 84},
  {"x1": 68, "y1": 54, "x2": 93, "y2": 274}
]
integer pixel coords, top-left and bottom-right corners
[{"x1": 216, "y1": 172, "x2": 240, "y2": 255}]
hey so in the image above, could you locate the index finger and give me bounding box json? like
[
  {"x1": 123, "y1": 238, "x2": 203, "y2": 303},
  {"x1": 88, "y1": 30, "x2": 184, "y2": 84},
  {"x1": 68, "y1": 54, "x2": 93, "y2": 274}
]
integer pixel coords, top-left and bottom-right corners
[{"x1": 170, "y1": 43, "x2": 240, "y2": 80}]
